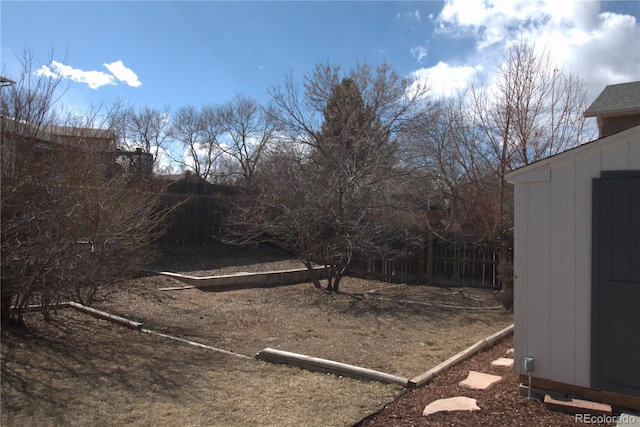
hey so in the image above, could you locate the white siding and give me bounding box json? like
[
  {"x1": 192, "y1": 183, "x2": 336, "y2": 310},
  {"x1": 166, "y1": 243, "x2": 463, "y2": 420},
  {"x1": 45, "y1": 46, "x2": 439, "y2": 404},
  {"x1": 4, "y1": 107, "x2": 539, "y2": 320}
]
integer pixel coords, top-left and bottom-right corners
[
  {"x1": 509, "y1": 125, "x2": 640, "y2": 388},
  {"x1": 513, "y1": 184, "x2": 527, "y2": 375},
  {"x1": 573, "y1": 150, "x2": 602, "y2": 387},
  {"x1": 549, "y1": 159, "x2": 576, "y2": 384},
  {"x1": 602, "y1": 138, "x2": 632, "y2": 169},
  {"x1": 629, "y1": 136, "x2": 640, "y2": 168},
  {"x1": 525, "y1": 181, "x2": 551, "y2": 379}
]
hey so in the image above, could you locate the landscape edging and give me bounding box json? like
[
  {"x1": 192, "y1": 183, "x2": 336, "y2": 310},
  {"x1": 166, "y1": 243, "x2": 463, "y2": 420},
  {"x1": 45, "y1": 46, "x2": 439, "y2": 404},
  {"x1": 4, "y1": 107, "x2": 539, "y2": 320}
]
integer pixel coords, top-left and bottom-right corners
[
  {"x1": 154, "y1": 266, "x2": 326, "y2": 290},
  {"x1": 408, "y1": 323, "x2": 514, "y2": 388},
  {"x1": 256, "y1": 347, "x2": 410, "y2": 386}
]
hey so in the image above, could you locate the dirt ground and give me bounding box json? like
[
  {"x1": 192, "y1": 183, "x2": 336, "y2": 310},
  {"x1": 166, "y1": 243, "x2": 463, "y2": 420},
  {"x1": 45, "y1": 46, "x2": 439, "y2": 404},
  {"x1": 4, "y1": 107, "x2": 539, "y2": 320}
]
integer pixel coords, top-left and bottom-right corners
[{"x1": 2, "y1": 246, "x2": 514, "y2": 426}]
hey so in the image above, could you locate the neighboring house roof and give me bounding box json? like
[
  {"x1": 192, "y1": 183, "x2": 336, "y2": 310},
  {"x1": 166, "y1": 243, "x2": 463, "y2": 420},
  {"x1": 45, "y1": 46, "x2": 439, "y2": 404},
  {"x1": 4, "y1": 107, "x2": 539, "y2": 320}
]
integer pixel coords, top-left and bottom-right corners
[
  {"x1": 0, "y1": 76, "x2": 16, "y2": 86},
  {"x1": 1, "y1": 117, "x2": 116, "y2": 151},
  {"x1": 40, "y1": 123, "x2": 115, "y2": 140},
  {"x1": 583, "y1": 81, "x2": 640, "y2": 118}
]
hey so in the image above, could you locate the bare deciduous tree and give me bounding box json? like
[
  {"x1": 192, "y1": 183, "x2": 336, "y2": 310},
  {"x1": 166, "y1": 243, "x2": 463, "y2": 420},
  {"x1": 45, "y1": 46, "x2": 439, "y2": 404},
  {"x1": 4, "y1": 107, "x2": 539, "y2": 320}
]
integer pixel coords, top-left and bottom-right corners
[
  {"x1": 218, "y1": 94, "x2": 280, "y2": 185},
  {"x1": 171, "y1": 105, "x2": 228, "y2": 182},
  {"x1": 226, "y1": 62, "x2": 429, "y2": 291},
  {"x1": 404, "y1": 40, "x2": 592, "y2": 305},
  {"x1": 1, "y1": 51, "x2": 169, "y2": 324},
  {"x1": 466, "y1": 42, "x2": 590, "y2": 244},
  {"x1": 125, "y1": 105, "x2": 172, "y2": 172}
]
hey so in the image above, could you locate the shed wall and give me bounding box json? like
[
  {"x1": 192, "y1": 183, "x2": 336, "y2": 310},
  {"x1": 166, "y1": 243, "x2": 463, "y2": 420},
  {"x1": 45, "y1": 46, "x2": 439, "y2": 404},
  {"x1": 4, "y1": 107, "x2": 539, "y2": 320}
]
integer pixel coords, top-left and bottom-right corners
[{"x1": 512, "y1": 128, "x2": 640, "y2": 388}]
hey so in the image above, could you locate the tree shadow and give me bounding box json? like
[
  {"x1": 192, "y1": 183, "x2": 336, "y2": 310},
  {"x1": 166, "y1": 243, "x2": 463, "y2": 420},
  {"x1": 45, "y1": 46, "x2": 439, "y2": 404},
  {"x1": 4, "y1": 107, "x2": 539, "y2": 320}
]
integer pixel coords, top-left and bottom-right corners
[{"x1": 1, "y1": 311, "x2": 237, "y2": 419}]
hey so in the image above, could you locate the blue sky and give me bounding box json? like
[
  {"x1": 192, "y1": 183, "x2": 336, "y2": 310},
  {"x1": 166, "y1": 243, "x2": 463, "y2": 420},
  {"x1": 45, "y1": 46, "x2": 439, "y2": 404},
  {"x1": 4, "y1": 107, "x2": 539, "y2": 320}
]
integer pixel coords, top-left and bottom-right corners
[{"x1": 2, "y1": 1, "x2": 639, "y2": 115}]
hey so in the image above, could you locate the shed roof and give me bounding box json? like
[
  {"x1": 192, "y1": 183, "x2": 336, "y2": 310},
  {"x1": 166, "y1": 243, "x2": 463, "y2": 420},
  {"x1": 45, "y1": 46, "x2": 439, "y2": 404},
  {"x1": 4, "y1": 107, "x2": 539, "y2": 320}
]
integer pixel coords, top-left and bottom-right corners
[
  {"x1": 583, "y1": 81, "x2": 640, "y2": 118},
  {"x1": 505, "y1": 123, "x2": 640, "y2": 182}
]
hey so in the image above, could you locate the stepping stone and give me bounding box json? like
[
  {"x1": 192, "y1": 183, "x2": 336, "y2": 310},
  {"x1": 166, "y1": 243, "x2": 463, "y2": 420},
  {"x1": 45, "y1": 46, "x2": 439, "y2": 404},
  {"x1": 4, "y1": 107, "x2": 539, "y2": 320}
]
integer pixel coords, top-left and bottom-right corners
[
  {"x1": 422, "y1": 396, "x2": 480, "y2": 416},
  {"x1": 506, "y1": 348, "x2": 514, "y2": 356},
  {"x1": 459, "y1": 370, "x2": 502, "y2": 390},
  {"x1": 491, "y1": 357, "x2": 514, "y2": 368},
  {"x1": 543, "y1": 394, "x2": 612, "y2": 416}
]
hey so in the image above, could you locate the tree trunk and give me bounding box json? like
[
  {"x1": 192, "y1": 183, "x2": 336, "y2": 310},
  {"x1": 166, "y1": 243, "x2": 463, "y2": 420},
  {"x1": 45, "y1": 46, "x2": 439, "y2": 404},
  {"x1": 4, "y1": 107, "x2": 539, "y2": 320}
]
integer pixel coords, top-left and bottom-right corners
[
  {"x1": 304, "y1": 260, "x2": 323, "y2": 288},
  {"x1": 333, "y1": 272, "x2": 343, "y2": 293},
  {"x1": 42, "y1": 292, "x2": 51, "y2": 322},
  {"x1": 1, "y1": 291, "x2": 15, "y2": 322}
]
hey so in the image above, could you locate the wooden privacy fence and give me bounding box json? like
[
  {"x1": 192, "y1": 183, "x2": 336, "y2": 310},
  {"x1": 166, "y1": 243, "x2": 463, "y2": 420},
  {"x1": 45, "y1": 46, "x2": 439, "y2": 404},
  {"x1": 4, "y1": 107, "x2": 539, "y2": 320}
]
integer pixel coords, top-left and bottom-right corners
[
  {"x1": 153, "y1": 178, "x2": 238, "y2": 246},
  {"x1": 348, "y1": 240, "x2": 499, "y2": 288},
  {"x1": 155, "y1": 193, "x2": 221, "y2": 246}
]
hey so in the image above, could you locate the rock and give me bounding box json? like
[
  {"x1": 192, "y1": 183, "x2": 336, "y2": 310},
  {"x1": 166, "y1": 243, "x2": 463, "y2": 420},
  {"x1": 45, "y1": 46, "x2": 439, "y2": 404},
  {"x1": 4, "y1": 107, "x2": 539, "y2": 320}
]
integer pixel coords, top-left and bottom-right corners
[
  {"x1": 491, "y1": 357, "x2": 514, "y2": 368},
  {"x1": 459, "y1": 370, "x2": 502, "y2": 390},
  {"x1": 422, "y1": 396, "x2": 481, "y2": 416}
]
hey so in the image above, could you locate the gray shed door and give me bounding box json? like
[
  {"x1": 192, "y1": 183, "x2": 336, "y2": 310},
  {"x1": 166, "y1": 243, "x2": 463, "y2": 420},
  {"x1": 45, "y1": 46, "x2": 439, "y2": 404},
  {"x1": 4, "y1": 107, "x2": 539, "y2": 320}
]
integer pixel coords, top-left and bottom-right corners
[{"x1": 592, "y1": 171, "x2": 640, "y2": 397}]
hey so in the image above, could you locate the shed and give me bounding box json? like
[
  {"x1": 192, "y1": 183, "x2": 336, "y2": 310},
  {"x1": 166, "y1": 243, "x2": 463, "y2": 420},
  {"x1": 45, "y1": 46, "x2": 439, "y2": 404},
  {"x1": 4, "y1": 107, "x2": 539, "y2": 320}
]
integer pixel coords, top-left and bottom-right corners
[{"x1": 506, "y1": 82, "x2": 640, "y2": 410}]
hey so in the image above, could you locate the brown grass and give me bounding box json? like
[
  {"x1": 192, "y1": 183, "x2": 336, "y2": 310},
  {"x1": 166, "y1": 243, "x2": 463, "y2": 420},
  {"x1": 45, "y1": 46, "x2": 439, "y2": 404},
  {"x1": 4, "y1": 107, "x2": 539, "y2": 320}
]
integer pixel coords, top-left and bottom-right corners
[{"x1": 2, "y1": 254, "x2": 513, "y2": 426}]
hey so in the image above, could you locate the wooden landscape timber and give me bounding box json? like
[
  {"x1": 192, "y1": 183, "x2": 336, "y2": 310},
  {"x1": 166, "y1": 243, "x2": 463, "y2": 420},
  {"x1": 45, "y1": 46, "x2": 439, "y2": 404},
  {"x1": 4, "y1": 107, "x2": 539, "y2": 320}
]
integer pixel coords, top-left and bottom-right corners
[
  {"x1": 155, "y1": 266, "x2": 326, "y2": 291},
  {"x1": 68, "y1": 301, "x2": 143, "y2": 330},
  {"x1": 409, "y1": 323, "x2": 514, "y2": 387},
  {"x1": 256, "y1": 325, "x2": 515, "y2": 388},
  {"x1": 255, "y1": 348, "x2": 410, "y2": 386}
]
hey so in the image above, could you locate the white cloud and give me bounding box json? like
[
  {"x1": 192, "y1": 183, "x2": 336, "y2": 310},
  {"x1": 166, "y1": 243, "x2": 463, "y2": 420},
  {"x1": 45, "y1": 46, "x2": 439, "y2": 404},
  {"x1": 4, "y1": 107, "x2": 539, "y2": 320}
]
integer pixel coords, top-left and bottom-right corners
[
  {"x1": 433, "y1": 0, "x2": 640, "y2": 103},
  {"x1": 36, "y1": 60, "x2": 142, "y2": 90},
  {"x1": 438, "y1": 0, "x2": 550, "y2": 47},
  {"x1": 155, "y1": 146, "x2": 180, "y2": 174},
  {"x1": 104, "y1": 60, "x2": 142, "y2": 87},
  {"x1": 398, "y1": 10, "x2": 421, "y2": 22},
  {"x1": 410, "y1": 45, "x2": 428, "y2": 63},
  {"x1": 411, "y1": 61, "x2": 481, "y2": 98},
  {"x1": 37, "y1": 61, "x2": 115, "y2": 89}
]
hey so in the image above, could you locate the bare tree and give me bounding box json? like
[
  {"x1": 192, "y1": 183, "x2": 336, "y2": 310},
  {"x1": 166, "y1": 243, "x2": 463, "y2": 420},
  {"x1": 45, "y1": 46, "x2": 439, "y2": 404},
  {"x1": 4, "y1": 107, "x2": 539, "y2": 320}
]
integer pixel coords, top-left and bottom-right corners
[
  {"x1": 226, "y1": 62, "x2": 429, "y2": 291},
  {"x1": 465, "y1": 42, "x2": 590, "y2": 245},
  {"x1": 124, "y1": 105, "x2": 172, "y2": 172},
  {"x1": 408, "y1": 41, "x2": 590, "y2": 241},
  {"x1": 218, "y1": 94, "x2": 279, "y2": 185},
  {"x1": 1, "y1": 51, "x2": 169, "y2": 324},
  {"x1": 171, "y1": 105, "x2": 225, "y2": 181},
  {"x1": 404, "y1": 40, "x2": 591, "y2": 305}
]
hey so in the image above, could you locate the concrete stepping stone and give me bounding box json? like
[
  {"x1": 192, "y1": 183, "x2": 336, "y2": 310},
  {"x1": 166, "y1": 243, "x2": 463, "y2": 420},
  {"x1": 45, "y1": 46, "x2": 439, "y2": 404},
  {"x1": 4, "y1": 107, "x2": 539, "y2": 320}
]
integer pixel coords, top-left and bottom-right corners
[
  {"x1": 543, "y1": 394, "x2": 612, "y2": 416},
  {"x1": 491, "y1": 357, "x2": 514, "y2": 368},
  {"x1": 422, "y1": 396, "x2": 480, "y2": 416},
  {"x1": 459, "y1": 370, "x2": 502, "y2": 390}
]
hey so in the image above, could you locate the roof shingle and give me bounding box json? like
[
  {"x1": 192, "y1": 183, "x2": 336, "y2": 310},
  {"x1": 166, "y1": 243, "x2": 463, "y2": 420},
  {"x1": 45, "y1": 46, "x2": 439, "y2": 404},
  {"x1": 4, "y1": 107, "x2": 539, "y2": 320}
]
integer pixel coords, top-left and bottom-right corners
[{"x1": 584, "y1": 81, "x2": 640, "y2": 117}]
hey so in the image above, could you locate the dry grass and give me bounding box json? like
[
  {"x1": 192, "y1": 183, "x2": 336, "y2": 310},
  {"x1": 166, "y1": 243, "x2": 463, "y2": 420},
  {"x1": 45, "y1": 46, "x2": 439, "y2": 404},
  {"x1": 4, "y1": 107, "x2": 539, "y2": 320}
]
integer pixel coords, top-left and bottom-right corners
[
  {"x1": 2, "y1": 310, "x2": 401, "y2": 427},
  {"x1": 2, "y1": 251, "x2": 513, "y2": 426}
]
